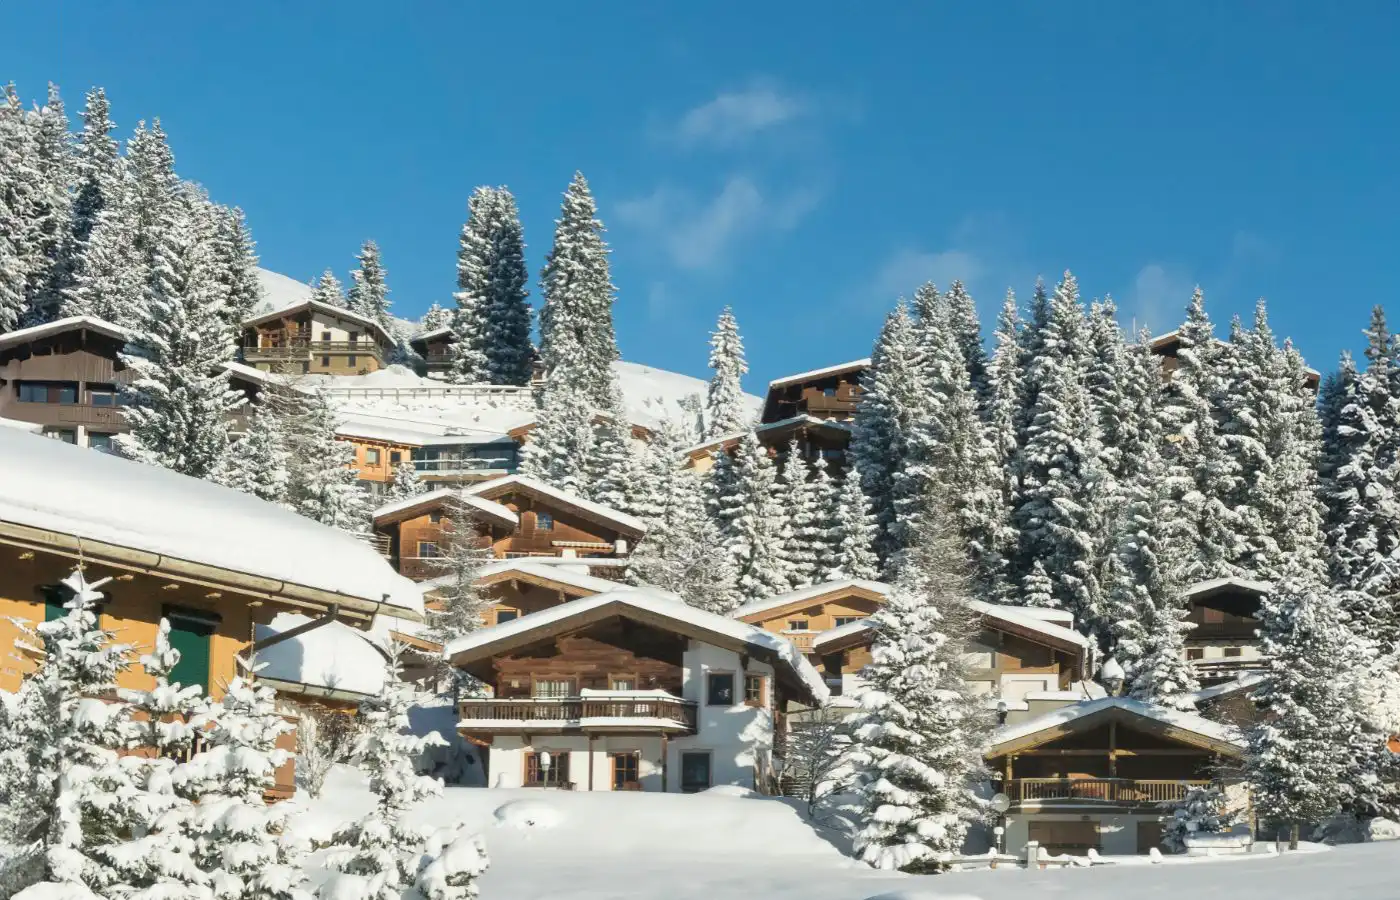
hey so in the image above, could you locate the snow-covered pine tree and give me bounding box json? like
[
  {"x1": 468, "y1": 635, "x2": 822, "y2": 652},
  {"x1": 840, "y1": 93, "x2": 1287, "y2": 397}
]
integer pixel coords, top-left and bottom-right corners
[
  {"x1": 450, "y1": 186, "x2": 532, "y2": 386},
  {"x1": 126, "y1": 119, "x2": 178, "y2": 286},
  {"x1": 1009, "y1": 271, "x2": 1105, "y2": 627},
  {"x1": 214, "y1": 206, "x2": 263, "y2": 338},
  {"x1": 347, "y1": 239, "x2": 391, "y2": 328},
  {"x1": 0, "y1": 84, "x2": 44, "y2": 333},
  {"x1": 986, "y1": 290, "x2": 1024, "y2": 511},
  {"x1": 421, "y1": 302, "x2": 451, "y2": 332},
  {"x1": 1272, "y1": 339, "x2": 1329, "y2": 586},
  {"x1": 538, "y1": 172, "x2": 618, "y2": 406},
  {"x1": 120, "y1": 192, "x2": 244, "y2": 480},
  {"x1": 821, "y1": 462, "x2": 880, "y2": 582},
  {"x1": 23, "y1": 83, "x2": 76, "y2": 327},
  {"x1": 943, "y1": 280, "x2": 988, "y2": 404},
  {"x1": 290, "y1": 386, "x2": 368, "y2": 535},
  {"x1": 222, "y1": 398, "x2": 292, "y2": 505},
  {"x1": 319, "y1": 649, "x2": 488, "y2": 900},
  {"x1": 385, "y1": 460, "x2": 428, "y2": 503},
  {"x1": 1161, "y1": 784, "x2": 1239, "y2": 853},
  {"x1": 850, "y1": 301, "x2": 931, "y2": 569},
  {"x1": 711, "y1": 431, "x2": 792, "y2": 603},
  {"x1": 840, "y1": 484, "x2": 991, "y2": 872},
  {"x1": 60, "y1": 201, "x2": 143, "y2": 326},
  {"x1": 423, "y1": 496, "x2": 493, "y2": 677},
  {"x1": 179, "y1": 676, "x2": 310, "y2": 900},
  {"x1": 705, "y1": 307, "x2": 750, "y2": 439},
  {"x1": 1248, "y1": 577, "x2": 1390, "y2": 843},
  {"x1": 518, "y1": 370, "x2": 596, "y2": 495},
  {"x1": 308, "y1": 269, "x2": 348, "y2": 309},
  {"x1": 583, "y1": 381, "x2": 640, "y2": 515},
  {"x1": 1085, "y1": 297, "x2": 1129, "y2": 487},
  {"x1": 777, "y1": 440, "x2": 822, "y2": 589},
  {"x1": 68, "y1": 87, "x2": 121, "y2": 264}
]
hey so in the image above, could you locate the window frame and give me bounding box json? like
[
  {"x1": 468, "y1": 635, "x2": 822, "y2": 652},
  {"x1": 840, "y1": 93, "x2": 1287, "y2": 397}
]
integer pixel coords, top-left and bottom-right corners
[
  {"x1": 535, "y1": 511, "x2": 555, "y2": 531},
  {"x1": 609, "y1": 674, "x2": 637, "y2": 691},
  {"x1": 494, "y1": 609, "x2": 519, "y2": 624},
  {"x1": 531, "y1": 677, "x2": 576, "y2": 699},
  {"x1": 1222, "y1": 646, "x2": 1243, "y2": 658},
  {"x1": 832, "y1": 616, "x2": 864, "y2": 627},
  {"x1": 706, "y1": 671, "x2": 736, "y2": 707},
  {"x1": 163, "y1": 606, "x2": 220, "y2": 695},
  {"x1": 416, "y1": 540, "x2": 440, "y2": 559},
  {"x1": 679, "y1": 750, "x2": 713, "y2": 793},
  {"x1": 611, "y1": 750, "x2": 641, "y2": 790},
  {"x1": 1186, "y1": 647, "x2": 1205, "y2": 661},
  {"x1": 390, "y1": 450, "x2": 402, "y2": 465},
  {"x1": 524, "y1": 750, "x2": 570, "y2": 787},
  {"x1": 743, "y1": 674, "x2": 766, "y2": 708},
  {"x1": 786, "y1": 619, "x2": 809, "y2": 632},
  {"x1": 365, "y1": 447, "x2": 381, "y2": 466}
]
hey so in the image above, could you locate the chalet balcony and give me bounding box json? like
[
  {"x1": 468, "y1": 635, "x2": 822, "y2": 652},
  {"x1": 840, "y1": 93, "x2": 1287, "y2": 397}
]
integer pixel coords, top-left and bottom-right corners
[
  {"x1": 242, "y1": 340, "x2": 384, "y2": 361},
  {"x1": 413, "y1": 456, "x2": 515, "y2": 477},
  {"x1": 10, "y1": 401, "x2": 126, "y2": 430},
  {"x1": 1005, "y1": 777, "x2": 1210, "y2": 806},
  {"x1": 458, "y1": 696, "x2": 699, "y2": 735},
  {"x1": 784, "y1": 631, "x2": 817, "y2": 652}
]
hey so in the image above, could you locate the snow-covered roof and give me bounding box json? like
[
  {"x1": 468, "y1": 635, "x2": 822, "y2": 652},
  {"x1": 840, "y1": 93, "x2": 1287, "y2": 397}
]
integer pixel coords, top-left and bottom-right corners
[
  {"x1": 411, "y1": 326, "x2": 454, "y2": 344},
  {"x1": 614, "y1": 360, "x2": 760, "y2": 431},
  {"x1": 732, "y1": 579, "x2": 890, "y2": 621},
  {"x1": 335, "y1": 412, "x2": 524, "y2": 448},
  {"x1": 474, "y1": 559, "x2": 626, "y2": 597},
  {"x1": 220, "y1": 360, "x2": 279, "y2": 388},
  {"x1": 808, "y1": 617, "x2": 874, "y2": 653},
  {"x1": 243, "y1": 297, "x2": 393, "y2": 344},
  {"x1": 682, "y1": 414, "x2": 852, "y2": 458},
  {"x1": 0, "y1": 417, "x2": 43, "y2": 433},
  {"x1": 253, "y1": 613, "x2": 389, "y2": 700},
  {"x1": 987, "y1": 696, "x2": 1246, "y2": 756},
  {"x1": 0, "y1": 427, "x2": 423, "y2": 619},
  {"x1": 766, "y1": 358, "x2": 871, "y2": 389},
  {"x1": 1183, "y1": 575, "x2": 1272, "y2": 599},
  {"x1": 806, "y1": 599, "x2": 1092, "y2": 658},
  {"x1": 0, "y1": 314, "x2": 128, "y2": 350},
  {"x1": 372, "y1": 489, "x2": 519, "y2": 529},
  {"x1": 445, "y1": 587, "x2": 829, "y2": 705},
  {"x1": 1181, "y1": 672, "x2": 1268, "y2": 707},
  {"x1": 464, "y1": 475, "x2": 647, "y2": 537}
]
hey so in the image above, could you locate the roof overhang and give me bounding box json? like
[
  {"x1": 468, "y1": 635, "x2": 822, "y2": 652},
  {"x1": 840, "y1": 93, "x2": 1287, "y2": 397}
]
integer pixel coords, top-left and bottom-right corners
[
  {"x1": 465, "y1": 475, "x2": 645, "y2": 539},
  {"x1": 242, "y1": 299, "x2": 392, "y2": 345},
  {"x1": 735, "y1": 580, "x2": 890, "y2": 625},
  {"x1": 683, "y1": 415, "x2": 852, "y2": 461},
  {"x1": 372, "y1": 490, "x2": 518, "y2": 529},
  {"x1": 986, "y1": 700, "x2": 1245, "y2": 759},
  {"x1": 0, "y1": 315, "x2": 129, "y2": 351}
]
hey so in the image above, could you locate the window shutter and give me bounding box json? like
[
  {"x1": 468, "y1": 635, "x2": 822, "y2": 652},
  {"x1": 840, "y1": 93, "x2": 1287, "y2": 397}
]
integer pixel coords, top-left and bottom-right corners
[{"x1": 165, "y1": 607, "x2": 219, "y2": 694}]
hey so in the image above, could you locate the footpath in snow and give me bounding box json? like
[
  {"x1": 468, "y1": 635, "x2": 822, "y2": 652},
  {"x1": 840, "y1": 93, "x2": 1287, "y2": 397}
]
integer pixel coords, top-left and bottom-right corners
[{"x1": 293, "y1": 767, "x2": 1399, "y2": 900}]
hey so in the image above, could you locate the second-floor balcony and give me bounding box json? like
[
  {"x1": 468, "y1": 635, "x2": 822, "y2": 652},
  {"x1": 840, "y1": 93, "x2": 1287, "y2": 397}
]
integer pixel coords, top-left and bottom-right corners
[
  {"x1": 242, "y1": 340, "x2": 384, "y2": 361},
  {"x1": 1005, "y1": 777, "x2": 1210, "y2": 806},
  {"x1": 458, "y1": 695, "x2": 699, "y2": 735}
]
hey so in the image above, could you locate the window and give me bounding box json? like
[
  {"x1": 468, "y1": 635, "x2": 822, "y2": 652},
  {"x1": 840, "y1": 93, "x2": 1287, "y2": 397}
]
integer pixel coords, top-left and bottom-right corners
[
  {"x1": 525, "y1": 751, "x2": 570, "y2": 786},
  {"x1": 390, "y1": 451, "x2": 402, "y2": 464},
  {"x1": 610, "y1": 676, "x2": 636, "y2": 690},
  {"x1": 43, "y1": 428, "x2": 76, "y2": 444},
  {"x1": 680, "y1": 751, "x2": 712, "y2": 793},
  {"x1": 532, "y1": 679, "x2": 575, "y2": 699},
  {"x1": 787, "y1": 620, "x2": 809, "y2": 631},
  {"x1": 417, "y1": 541, "x2": 440, "y2": 559},
  {"x1": 833, "y1": 616, "x2": 864, "y2": 627},
  {"x1": 164, "y1": 607, "x2": 218, "y2": 694},
  {"x1": 87, "y1": 432, "x2": 118, "y2": 454},
  {"x1": 321, "y1": 331, "x2": 332, "y2": 341},
  {"x1": 611, "y1": 752, "x2": 640, "y2": 790},
  {"x1": 822, "y1": 387, "x2": 836, "y2": 397},
  {"x1": 1223, "y1": 647, "x2": 1243, "y2": 658},
  {"x1": 365, "y1": 448, "x2": 381, "y2": 465},
  {"x1": 38, "y1": 582, "x2": 99, "y2": 622},
  {"x1": 429, "y1": 512, "x2": 442, "y2": 524},
  {"x1": 321, "y1": 355, "x2": 331, "y2": 368},
  {"x1": 495, "y1": 609, "x2": 519, "y2": 624},
  {"x1": 535, "y1": 512, "x2": 554, "y2": 531},
  {"x1": 744, "y1": 674, "x2": 766, "y2": 707},
  {"x1": 707, "y1": 672, "x2": 735, "y2": 706},
  {"x1": 87, "y1": 383, "x2": 118, "y2": 406},
  {"x1": 1187, "y1": 648, "x2": 1205, "y2": 661},
  {"x1": 17, "y1": 381, "x2": 78, "y2": 404},
  {"x1": 349, "y1": 331, "x2": 359, "y2": 343}
]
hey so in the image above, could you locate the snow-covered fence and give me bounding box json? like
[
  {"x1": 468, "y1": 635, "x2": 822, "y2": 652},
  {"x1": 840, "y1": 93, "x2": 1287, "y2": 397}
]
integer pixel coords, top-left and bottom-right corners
[{"x1": 322, "y1": 383, "x2": 534, "y2": 408}]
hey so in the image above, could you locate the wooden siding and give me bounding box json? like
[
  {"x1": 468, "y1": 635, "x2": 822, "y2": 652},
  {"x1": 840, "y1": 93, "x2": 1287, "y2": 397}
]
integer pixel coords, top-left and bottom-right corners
[
  {"x1": 0, "y1": 332, "x2": 134, "y2": 433},
  {"x1": 762, "y1": 369, "x2": 865, "y2": 424},
  {"x1": 478, "y1": 619, "x2": 687, "y2": 698},
  {"x1": 487, "y1": 581, "x2": 589, "y2": 624},
  {"x1": 342, "y1": 437, "x2": 415, "y2": 484}
]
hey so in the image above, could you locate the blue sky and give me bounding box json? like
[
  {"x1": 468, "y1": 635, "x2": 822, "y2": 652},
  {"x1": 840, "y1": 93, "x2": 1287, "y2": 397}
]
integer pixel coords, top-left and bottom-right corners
[{"x1": 8, "y1": 3, "x2": 1399, "y2": 389}]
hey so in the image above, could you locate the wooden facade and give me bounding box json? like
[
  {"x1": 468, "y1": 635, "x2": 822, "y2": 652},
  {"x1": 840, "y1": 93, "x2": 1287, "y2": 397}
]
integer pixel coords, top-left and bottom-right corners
[
  {"x1": 0, "y1": 319, "x2": 133, "y2": 449},
  {"x1": 761, "y1": 360, "x2": 868, "y2": 424},
  {"x1": 240, "y1": 301, "x2": 392, "y2": 375},
  {"x1": 467, "y1": 619, "x2": 689, "y2": 699},
  {"x1": 1182, "y1": 578, "x2": 1268, "y2": 686},
  {"x1": 341, "y1": 435, "x2": 415, "y2": 485},
  {"x1": 684, "y1": 416, "x2": 852, "y2": 475},
  {"x1": 409, "y1": 327, "x2": 454, "y2": 377},
  {"x1": 469, "y1": 482, "x2": 644, "y2": 561}
]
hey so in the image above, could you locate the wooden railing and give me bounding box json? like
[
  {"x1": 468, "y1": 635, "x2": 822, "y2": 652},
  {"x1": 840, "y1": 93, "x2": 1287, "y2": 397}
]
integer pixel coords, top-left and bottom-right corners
[
  {"x1": 459, "y1": 697, "x2": 698, "y2": 733},
  {"x1": 243, "y1": 341, "x2": 383, "y2": 357},
  {"x1": 1006, "y1": 778, "x2": 1210, "y2": 804},
  {"x1": 785, "y1": 632, "x2": 817, "y2": 652}
]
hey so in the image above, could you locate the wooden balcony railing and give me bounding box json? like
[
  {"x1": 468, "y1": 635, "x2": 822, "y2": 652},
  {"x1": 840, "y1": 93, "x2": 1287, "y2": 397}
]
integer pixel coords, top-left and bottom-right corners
[
  {"x1": 1006, "y1": 778, "x2": 1210, "y2": 805},
  {"x1": 785, "y1": 632, "x2": 817, "y2": 652},
  {"x1": 243, "y1": 341, "x2": 383, "y2": 358},
  {"x1": 459, "y1": 697, "x2": 698, "y2": 734}
]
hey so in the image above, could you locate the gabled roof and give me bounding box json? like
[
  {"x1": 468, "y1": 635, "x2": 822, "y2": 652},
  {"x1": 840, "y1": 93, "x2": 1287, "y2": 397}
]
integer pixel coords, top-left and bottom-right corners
[
  {"x1": 767, "y1": 358, "x2": 870, "y2": 389},
  {"x1": 682, "y1": 414, "x2": 852, "y2": 459},
  {"x1": 411, "y1": 326, "x2": 454, "y2": 345},
  {"x1": 463, "y1": 474, "x2": 646, "y2": 538},
  {"x1": 986, "y1": 696, "x2": 1245, "y2": 758},
  {"x1": 444, "y1": 587, "x2": 828, "y2": 705},
  {"x1": 253, "y1": 612, "x2": 390, "y2": 701},
  {"x1": 1183, "y1": 575, "x2": 1272, "y2": 601},
  {"x1": 372, "y1": 489, "x2": 518, "y2": 529},
  {"x1": 1181, "y1": 672, "x2": 1268, "y2": 708},
  {"x1": 0, "y1": 314, "x2": 129, "y2": 350},
  {"x1": 469, "y1": 559, "x2": 625, "y2": 599},
  {"x1": 242, "y1": 298, "x2": 393, "y2": 344},
  {"x1": 732, "y1": 579, "x2": 891, "y2": 623}
]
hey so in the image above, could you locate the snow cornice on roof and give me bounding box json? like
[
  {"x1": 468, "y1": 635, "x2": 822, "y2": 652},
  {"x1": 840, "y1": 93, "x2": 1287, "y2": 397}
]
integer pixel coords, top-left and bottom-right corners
[
  {"x1": 464, "y1": 474, "x2": 647, "y2": 537},
  {"x1": 731, "y1": 579, "x2": 891, "y2": 621},
  {"x1": 242, "y1": 298, "x2": 393, "y2": 344},
  {"x1": 1182, "y1": 575, "x2": 1272, "y2": 600},
  {"x1": 0, "y1": 314, "x2": 129, "y2": 350},
  {"x1": 987, "y1": 696, "x2": 1245, "y2": 757},
  {"x1": 682, "y1": 415, "x2": 852, "y2": 458},
  {"x1": 767, "y1": 358, "x2": 871, "y2": 390},
  {"x1": 372, "y1": 489, "x2": 518, "y2": 529}
]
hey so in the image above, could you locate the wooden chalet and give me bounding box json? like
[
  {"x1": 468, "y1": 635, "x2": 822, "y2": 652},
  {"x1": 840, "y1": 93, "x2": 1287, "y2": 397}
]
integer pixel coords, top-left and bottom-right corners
[
  {"x1": 446, "y1": 588, "x2": 827, "y2": 793},
  {"x1": 0, "y1": 427, "x2": 424, "y2": 799},
  {"x1": 409, "y1": 326, "x2": 455, "y2": 377},
  {"x1": 0, "y1": 316, "x2": 133, "y2": 451},
  {"x1": 1151, "y1": 330, "x2": 1321, "y2": 390},
  {"x1": 985, "y1": 697, "x2": 1248, "y2": 856},
  {"x1": 335, "y1": 415, "x2": 524, "y2": 492},
  {"x1": 683, "y1": 414, "x2": 852, "y2": 475},
  {"x1": 761, "y1": 359, "x2": 868, "y2": 424},
  {"x1": 371, "y1": 476, "x2": 645, "y2": 581},
  {"x1": 1181, "y1": 576, "x2": 1269, "y2": 686},
  {"x1": 241, "y1": 299, "x2": 395, "y2": 376}
]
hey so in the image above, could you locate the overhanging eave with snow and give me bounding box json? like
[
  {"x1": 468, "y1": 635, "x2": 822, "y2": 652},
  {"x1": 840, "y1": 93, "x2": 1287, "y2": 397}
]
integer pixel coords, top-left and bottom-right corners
[{"x1": 987, "y1": 696, "x2": 1245, "y2": 759}]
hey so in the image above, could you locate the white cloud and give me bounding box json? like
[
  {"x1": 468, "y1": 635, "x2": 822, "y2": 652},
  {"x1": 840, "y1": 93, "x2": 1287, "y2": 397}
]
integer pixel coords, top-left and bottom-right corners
[
  {"x1": 1128, "y1": 263, "x2": 1193, "y2": 335},
  {"x1": 671, "y1": 82, "x2": 809, "y2": 148},
  {"x1": 617, "y1": 176, "x2": 820, "y2": 271},
  {"x1": 867, "y1": 248, "x2": 984, "y2": 306}
]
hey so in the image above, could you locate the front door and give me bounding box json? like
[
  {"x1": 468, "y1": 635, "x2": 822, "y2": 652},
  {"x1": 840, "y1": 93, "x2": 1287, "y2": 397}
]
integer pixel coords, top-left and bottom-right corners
[{"x1": 611, "y1": 752, "x2": 640, "y2": 790}]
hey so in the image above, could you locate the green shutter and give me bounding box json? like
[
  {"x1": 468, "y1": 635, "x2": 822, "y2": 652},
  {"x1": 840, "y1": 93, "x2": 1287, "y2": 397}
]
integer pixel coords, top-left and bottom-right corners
[
  {"x1": 166, "y1": 616, "x2": 214, "y2": 694},
  {"x1": 44, "y1": 597, "x2": 67, "y2": 621}
]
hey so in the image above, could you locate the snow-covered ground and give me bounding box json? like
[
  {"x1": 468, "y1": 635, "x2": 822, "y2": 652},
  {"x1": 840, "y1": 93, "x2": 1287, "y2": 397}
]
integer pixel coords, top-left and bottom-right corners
[{"x1": 294, "y1": 767, "x2": 1396, "y2": 900}]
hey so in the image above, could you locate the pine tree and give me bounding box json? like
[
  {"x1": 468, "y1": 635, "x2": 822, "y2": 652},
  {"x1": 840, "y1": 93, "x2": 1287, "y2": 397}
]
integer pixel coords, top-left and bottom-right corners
[
  {"x1": 711, "y1": 432, "x2": 792, "y2": 603},
  {"x1": 518, "y1": 372, "x2": 596, "y2": 495},
  {"x1": 840, "y1": 486, "x2": 990, "y2": 872},
  {"x1": 291, "y1": 386, "x2": 369, "y2": 534},
  {"x1": 986, "y1": 290, "x2": 1024, "y2": 508},
  {"x1": 583, "y1": 380, "x2": 640, "y2": 514},
  {"x1": 421, "y1": 302, "x2": 451, "y2": 332},
  {"x1": 222, "y1": 398, "x2": 292, "y2": 505},
  {"x1": 822, "y1": 463, "x2": 880, "y2": 582},
  {"x1": 1272, "y1": 339, "x2": 1329, "y2": 585},
  {"x1": 347, "y1": 239, "x2": 391, "y2": 329},
  {"x1": 1162, "y1": 784, "x2": 1239, "y2": 853},
  {"x1": 23, "y1": 83, "x2": 75, "y2": 327},
  {"x1": 126, "y1": 120, "x2": 178, "y2": 286},
  {"x1": 308, "y1": 269, "x2": 347, "y2": 309},
  {"x1": 450, "y1": 186, "x2": 531, "y2": 386},
  {"x1": 319, "y1": 650, "x2": 488, "y2": 900},
  {"x1": 0, "y1": 84, "x2": 43, "y2": 332},
  {"x1": 538, "y1": 172, "x2": 618, "y2": 406},
  {"x1": 385, "y1": 461, "x2": 428, "y2": 503},
  {"x1": 120, "y1": 194, "x2": 243, "y2": 480},
  {"x1": 1010, "y1": 271, "x2": 1104, "y2": 627},
  {"x1": 215, "y1": 206, "x2": 263, "y2": 337},
  {"x1": 423, "y1": 499, "x2": 492, "y2": 690},
  {"x1": 705, "y1": 307, "x2": 750, "y2": 438},
  {"x1": 61, "y1": 202, "x2": 143, "y2": 326},
  {"x1": 944, "y1": 280, "x2": 988, "y2": 403},
  {"x1": 777, "y1": 441, "x2": 822, "y2": 589},
  {"x1": 68, "y1": 88, "x2": 121, "y2": 257}
]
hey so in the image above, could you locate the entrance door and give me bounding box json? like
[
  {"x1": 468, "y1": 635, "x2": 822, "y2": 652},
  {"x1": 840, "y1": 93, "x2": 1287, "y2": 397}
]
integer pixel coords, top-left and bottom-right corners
[
  {"x1": 611, "y1": 752, "x2": 641, "y2": 791},
  {"x1": 1028, "y1": 820, "x2": 1100, "y2": 856}
]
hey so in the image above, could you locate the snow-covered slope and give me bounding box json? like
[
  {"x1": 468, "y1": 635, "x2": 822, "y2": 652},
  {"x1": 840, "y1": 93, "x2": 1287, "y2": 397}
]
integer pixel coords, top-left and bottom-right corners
[{"x1": 255, "y1": 267, "x2": 313, "y2": 312}]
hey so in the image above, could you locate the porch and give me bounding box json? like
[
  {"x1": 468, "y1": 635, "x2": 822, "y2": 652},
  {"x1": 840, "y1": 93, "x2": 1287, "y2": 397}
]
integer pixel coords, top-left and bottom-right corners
[
  {"x1": 458, "y1": 695, "x2": 699, "y2": 735},
  {"x1": 1005, "y1": 777, "x2": 1210, "y2": 805}
]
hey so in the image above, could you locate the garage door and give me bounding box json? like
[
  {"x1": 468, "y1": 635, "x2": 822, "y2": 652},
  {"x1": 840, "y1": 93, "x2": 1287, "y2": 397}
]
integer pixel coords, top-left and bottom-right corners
[{"x1": 1028, "y1": 820, "x2": 1101, "y2": 856}]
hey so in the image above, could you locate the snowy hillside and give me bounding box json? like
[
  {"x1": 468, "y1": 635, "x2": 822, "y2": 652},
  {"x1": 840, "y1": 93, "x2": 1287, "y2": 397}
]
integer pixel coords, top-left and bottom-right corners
[
  {"x1": 295, "y1": 767, "x2": 1396, "y2": 900},
  {"x1": 255, "y1": 266, "x2": 313, "y2": 311}
]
